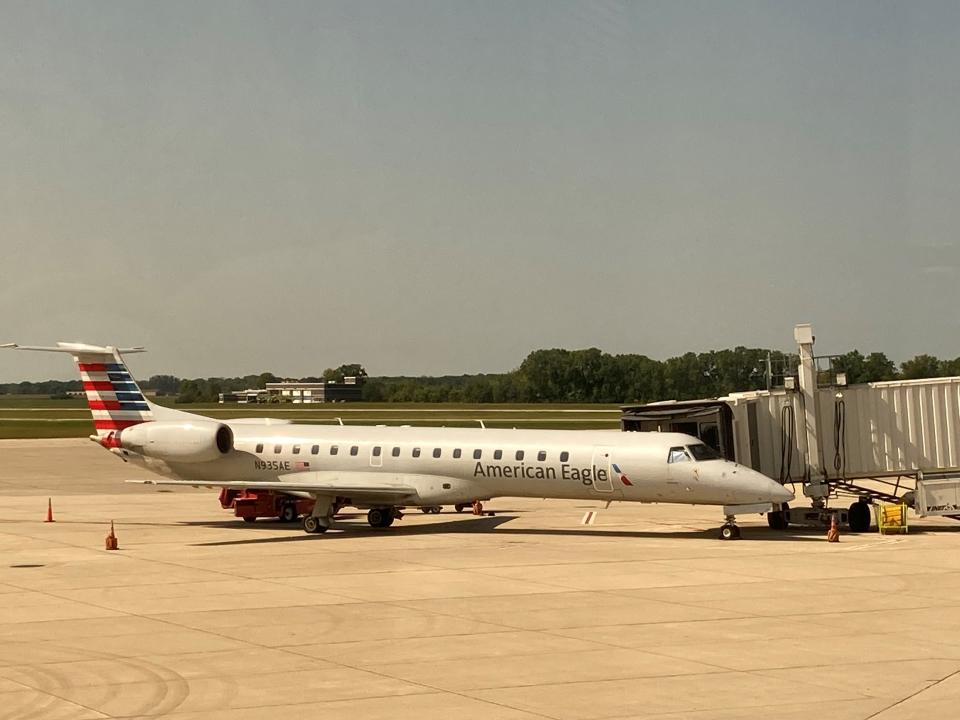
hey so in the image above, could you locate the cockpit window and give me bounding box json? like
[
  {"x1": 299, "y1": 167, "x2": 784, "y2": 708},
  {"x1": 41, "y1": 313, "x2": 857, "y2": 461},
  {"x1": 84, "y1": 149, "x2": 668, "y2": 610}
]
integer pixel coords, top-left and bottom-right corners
[
  {"x1": 687, "y1": 443, "x2": 721, "y2": 461},
  {"x1": 668, "y1": 447, "x2": 691, "y2": 463}
]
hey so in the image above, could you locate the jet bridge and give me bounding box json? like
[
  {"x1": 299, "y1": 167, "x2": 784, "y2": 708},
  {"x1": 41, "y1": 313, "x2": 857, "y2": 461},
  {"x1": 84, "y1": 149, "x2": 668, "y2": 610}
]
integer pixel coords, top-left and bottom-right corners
[{"x1": 622, "y1": 323, "x2": 960, "y2": 531}]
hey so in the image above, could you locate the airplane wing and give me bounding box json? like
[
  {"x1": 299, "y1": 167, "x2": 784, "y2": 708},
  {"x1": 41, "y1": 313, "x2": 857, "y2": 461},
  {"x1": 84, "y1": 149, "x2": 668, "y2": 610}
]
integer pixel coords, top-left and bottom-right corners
[{"x1": 127, "y1": 470, "x2": 421, "y2": 500}]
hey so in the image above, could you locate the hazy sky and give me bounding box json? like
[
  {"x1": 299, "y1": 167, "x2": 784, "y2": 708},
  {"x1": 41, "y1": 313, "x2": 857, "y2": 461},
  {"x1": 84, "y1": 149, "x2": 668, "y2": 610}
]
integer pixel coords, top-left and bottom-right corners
[{"x1": 2, "y1": 1, "x2": 959, "y2": 381}]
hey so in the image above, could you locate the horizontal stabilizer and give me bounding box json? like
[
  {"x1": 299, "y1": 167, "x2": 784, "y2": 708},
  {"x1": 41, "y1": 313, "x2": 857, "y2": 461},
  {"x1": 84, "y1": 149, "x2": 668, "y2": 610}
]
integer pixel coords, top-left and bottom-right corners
[{"x1": 2, "y1": 342, "x2": 146, "y2": 354}]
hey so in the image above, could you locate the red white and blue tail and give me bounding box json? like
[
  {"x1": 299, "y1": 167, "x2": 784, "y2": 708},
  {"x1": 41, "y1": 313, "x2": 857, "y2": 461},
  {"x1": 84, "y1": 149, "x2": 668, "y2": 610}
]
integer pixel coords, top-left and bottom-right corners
[{"x1": 4, "y1": 342, "x2": 153, "y2": 437}]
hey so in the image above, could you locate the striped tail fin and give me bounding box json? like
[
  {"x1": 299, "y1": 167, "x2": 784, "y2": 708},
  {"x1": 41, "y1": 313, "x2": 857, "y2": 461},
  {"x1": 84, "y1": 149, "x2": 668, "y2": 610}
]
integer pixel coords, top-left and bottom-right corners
[
  {"x1": 74, "y1": 351, "x2": 153, "y2": 435},
  {"x1": 4, "y1": 343, "x2": 153, "y2": 438}
]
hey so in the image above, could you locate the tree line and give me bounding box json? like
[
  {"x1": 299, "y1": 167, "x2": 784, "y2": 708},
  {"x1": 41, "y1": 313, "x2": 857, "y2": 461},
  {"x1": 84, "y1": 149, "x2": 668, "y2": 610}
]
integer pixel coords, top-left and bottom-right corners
[{"x1": 3, "y1": 348, "x2": 960, "y2": 404}]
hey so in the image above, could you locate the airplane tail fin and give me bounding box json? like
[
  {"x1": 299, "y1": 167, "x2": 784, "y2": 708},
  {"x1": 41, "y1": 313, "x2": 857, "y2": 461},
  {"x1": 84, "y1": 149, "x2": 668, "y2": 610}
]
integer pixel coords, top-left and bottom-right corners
[{"x1": 4, "y1": 343, "x2": 160, "y2": 438}]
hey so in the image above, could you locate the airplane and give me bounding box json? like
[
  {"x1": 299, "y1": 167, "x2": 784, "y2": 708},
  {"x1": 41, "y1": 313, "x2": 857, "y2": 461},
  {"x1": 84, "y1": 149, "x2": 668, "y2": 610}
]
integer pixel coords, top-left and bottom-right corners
[{"x1": 2, "y1": 342, "x2": 794, "y2": 539}]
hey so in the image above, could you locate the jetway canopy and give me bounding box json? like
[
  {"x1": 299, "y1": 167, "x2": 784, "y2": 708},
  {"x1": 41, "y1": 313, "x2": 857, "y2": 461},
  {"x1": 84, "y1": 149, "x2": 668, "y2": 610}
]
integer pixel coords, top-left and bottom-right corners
[{"x1": 623, "y1": 377, "x2": 960, "y2": 484}]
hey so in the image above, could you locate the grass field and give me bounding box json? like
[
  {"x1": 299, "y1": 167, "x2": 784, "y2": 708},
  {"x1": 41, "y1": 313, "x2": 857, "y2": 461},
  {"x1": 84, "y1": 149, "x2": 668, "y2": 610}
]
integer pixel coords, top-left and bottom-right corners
[{"x1": 0, "y1": 396, "x2": 624, "y2": 438}]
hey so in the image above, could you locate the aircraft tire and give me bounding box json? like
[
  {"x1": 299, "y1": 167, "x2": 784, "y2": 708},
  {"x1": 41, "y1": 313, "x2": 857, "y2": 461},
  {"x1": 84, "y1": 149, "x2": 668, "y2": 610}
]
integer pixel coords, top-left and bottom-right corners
[
  {"x1": 720, "y1": 524, "x2": 741, "y2": 540},
  {"x1": 454, "y1": 504, "x2": 466, "y2": 513},
  {"x1": 848, "y1": 501, "x2": 871, "y2": 533},
  {"x1": 279, "y1": 504, "x2": 299, "y2": 523},
  {"x1": 303, "y1": 516, "x2": 328, "y2": 534},
  {"x1": 368, "y1": 508, "x2": 394, "y2": 528}
]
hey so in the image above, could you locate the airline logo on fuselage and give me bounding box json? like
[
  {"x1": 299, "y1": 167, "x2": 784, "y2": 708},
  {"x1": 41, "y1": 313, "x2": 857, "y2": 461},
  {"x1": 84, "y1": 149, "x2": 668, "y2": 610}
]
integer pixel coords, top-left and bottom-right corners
[{"x1": 473, "y1": 462, "x2": 607, "y2": 486}]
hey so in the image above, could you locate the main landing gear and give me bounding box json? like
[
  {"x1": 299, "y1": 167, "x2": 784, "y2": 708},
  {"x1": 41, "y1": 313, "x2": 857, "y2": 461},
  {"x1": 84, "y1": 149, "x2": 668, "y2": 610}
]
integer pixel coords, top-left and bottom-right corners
[
  {"x1": 302, "y1": 515, "x2": 328, "y2": 534},
  {"x1": 367, "y1": 507, "x2": 397, "y2": 528}
]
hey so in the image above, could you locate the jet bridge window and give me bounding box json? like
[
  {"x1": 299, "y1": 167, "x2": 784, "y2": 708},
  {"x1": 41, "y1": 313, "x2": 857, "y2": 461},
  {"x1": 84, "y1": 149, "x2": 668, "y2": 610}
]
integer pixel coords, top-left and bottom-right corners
[
  {"x1": 668, "y1": 447, "x2": 691, "y2": 463},
  {"x1": 433, "y1": 448, "x2": 441, "y2": 458},
  {"x1": 494, "y1": 449, "x2": 503, "y2": 460},
  {"x1": 350, "y1": 446, "x2": 359, "y2": 456},
  {"x1": 687, "y1": 444, "x2": 721, "y2": 461},
  {"x1": 256, "y1": 443, "x2": 264, "y2": 453}
]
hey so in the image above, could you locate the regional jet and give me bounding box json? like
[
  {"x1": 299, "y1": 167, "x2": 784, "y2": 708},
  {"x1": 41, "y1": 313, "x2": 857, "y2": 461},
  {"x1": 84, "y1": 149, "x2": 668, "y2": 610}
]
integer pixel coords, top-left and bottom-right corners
[{"x1": 3, "y1": 343, "x2": 793, "y2": 539}]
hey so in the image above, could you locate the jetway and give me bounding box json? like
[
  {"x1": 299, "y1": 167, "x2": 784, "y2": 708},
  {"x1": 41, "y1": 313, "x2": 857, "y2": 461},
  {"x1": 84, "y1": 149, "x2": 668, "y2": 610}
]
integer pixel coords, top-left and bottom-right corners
[{"x1": 622, "y1": 324, "x2": 960, "y2": 530}]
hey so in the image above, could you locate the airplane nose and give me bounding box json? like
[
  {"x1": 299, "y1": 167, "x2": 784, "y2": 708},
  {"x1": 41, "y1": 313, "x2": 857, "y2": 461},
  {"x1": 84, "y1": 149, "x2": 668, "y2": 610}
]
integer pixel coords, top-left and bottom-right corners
[{"x1": 769, "y1": 479, "x2": 794, "y2": 503}]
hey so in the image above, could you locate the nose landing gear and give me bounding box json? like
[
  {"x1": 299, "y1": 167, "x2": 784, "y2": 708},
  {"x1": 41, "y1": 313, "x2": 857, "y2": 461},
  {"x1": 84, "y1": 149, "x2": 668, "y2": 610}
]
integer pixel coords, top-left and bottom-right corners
[{"x1": 719, "y1": 514, "x2": 741, "y2": 540}]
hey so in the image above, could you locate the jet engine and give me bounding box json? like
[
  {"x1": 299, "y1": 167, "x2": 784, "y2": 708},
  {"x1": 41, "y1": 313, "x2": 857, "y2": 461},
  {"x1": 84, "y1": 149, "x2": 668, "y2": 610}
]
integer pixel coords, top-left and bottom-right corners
[{"x1": 120, "y1": 421, "x2": 234, "y2": 463}]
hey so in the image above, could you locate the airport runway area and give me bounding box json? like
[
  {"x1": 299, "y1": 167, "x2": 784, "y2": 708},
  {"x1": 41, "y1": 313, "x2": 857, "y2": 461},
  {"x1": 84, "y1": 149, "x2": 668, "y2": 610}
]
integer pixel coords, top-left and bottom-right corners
[{"x1": 4, "y1": 440, "x2": 960, "y2": 719}]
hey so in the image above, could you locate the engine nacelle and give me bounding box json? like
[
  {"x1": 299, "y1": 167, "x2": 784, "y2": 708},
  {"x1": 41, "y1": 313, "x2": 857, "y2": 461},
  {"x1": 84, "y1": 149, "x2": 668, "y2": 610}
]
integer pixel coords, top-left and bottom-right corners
[{"x1": 120, "y1": 421, "x2": 233, "y2": 463}]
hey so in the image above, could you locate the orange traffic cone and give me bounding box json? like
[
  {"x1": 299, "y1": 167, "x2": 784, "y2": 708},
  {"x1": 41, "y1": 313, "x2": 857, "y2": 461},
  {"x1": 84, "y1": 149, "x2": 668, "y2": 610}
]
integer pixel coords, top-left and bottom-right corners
[
  {"x1": 827, "y1": 514, "x2": 840, "y2": 543},
  {"x1": 105, "y1": 521, "x2": 119, "y2": 551},
  {"x1": 44, "y1": 498, "x2": 55, "y2": 523}
]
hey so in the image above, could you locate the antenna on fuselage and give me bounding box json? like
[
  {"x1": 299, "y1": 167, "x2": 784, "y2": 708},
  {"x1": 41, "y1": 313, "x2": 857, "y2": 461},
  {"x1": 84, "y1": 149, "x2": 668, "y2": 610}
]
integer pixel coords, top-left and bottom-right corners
[
  {"x1": 476, "y1": 420, "x2": 485, "y2": 429},
  {"x1": 334, "y1": 417, "x2": 344, "y2": 426}
]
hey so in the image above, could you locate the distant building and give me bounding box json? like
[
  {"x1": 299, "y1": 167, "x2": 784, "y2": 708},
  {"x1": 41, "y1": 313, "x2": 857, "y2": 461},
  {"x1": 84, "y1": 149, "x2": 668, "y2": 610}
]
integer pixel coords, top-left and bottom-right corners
[{"x1": 219, "y1": 379, "x2": 363, "y2": 404}]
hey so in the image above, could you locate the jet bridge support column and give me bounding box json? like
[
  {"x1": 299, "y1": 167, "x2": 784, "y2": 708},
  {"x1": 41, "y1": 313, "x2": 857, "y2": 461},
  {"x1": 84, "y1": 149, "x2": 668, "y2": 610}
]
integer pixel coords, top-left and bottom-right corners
[{"x1": 794, "y1": 324, "x2": 828, "y2": 505}]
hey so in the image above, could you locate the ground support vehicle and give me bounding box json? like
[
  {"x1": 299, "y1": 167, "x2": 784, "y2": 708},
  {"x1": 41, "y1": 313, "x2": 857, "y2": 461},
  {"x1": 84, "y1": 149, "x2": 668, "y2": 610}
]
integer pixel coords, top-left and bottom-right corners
[{"x1": 219, "y1": 489, "x2": 316, "y2": 523}]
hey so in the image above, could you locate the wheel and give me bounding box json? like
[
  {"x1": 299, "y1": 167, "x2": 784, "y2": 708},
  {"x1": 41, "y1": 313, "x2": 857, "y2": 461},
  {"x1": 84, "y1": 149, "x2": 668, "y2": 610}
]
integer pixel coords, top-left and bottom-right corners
[
  {"x1": 454, "y1": 503, "x2": 466, "y2": 513},
  {"x1": 302, "y1": 515, "x2": 328, "y2": 534},
  {"x1": 368, "y1": 508, "x2": 394, "y2": 528},
  {"x1": 720, "y1": 523, "x2": 740, "y2": 540},
  {"x1": 242, "y1": 516, "x2": 256, "y2": 523},
  {"x1": 430, "y1": 506, "x2": 442, "y2": 514},
  {"x1": 279, "y1": 504, "x2": 298, "y2": 523},
  {"x1": 848, "y1": 501, "x2": 871, "y2": 533},
  {"x1": 767, "y1": 503, "x2": 789, "y2": 530},
  {"x1": 420, "y1": 507, "x2": 432, "y2": 514}
]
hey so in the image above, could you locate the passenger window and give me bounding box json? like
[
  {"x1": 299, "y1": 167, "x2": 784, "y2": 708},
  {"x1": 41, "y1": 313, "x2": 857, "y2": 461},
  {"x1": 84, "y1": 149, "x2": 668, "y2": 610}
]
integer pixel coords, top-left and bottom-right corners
[
  {"x1": 560, "y1": 451, "x2": 569, "y2": 462},
  {"x1": 433, "y1": 448, "x2": 441, "y2": 458},
  {"x1": 311, "y1": 445, "x2": 319, "y2": 455},
  {"x1": 274, "y1": 444, "x2": 282, "y2": 454},
  {"x1": 373, "y1": 446, "x2": 382, "y2": 457},
  {"x1": 255, "y1": 443, "x2": 264, "y2": 453},
  {"x1": 515, "y1": 450, "x2": 524, "y2": 461},
  {"x1": 473, "y1": 449, "x2": 482, "y2": 459},
  {"x1": 413, "y1": 448, "x2": 421, "y2": 458},
  {"x1": 668, "y1": 446, "x2": 691, "y2": 463},
  {"x1": 453, "y1": 448, "x2": 462, "y2": 459},
  {"x1": 292, "y1": 445, "x2": 301, "y2": 455},
  {"x1": 537, "y1": 451, "x2": 547, "y2": 461},
  {"x1": 330, "y1": 445, "x2": 339, "y2": 456},
  {"x1": 494, "y1": 449, "x2": 503, "y2": 460},
  {"x1": 350, "y1": 446, "x2": 359, "y2": 456},
  {"x1": 392, "y1": 447, "x2": 400, "y2": 457}
]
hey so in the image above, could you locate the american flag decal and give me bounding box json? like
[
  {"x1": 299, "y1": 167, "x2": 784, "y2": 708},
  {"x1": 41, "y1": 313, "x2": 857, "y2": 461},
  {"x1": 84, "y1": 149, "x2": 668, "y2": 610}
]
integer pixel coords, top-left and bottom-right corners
[{"x1": 294, "y1": 461, "x2": 310, "y2": 471}]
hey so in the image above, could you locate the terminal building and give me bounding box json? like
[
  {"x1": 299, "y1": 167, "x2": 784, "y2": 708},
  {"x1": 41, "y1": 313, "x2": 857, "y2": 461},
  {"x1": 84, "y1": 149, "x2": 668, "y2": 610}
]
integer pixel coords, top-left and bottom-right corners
[{"x1": 219, "y1": 377, "x2": 363, "y2": 404}]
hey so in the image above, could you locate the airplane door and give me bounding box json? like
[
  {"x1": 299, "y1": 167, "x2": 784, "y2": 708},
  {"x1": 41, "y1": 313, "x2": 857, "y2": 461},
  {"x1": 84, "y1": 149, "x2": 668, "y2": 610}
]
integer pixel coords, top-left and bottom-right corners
[
  {"x1": 370, "y1": 446, "x2": 383, "y2": 468},
  {"x1": 591, "y1": 447, "x2": 614, "y2": 493}
]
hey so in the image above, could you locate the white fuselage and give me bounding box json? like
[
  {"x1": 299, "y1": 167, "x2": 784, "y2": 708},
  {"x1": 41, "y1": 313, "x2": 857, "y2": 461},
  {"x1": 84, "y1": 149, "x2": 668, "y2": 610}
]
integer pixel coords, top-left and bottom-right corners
[{"x1": 129, "y1": 424, "x2": 792, "y2": 509}]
